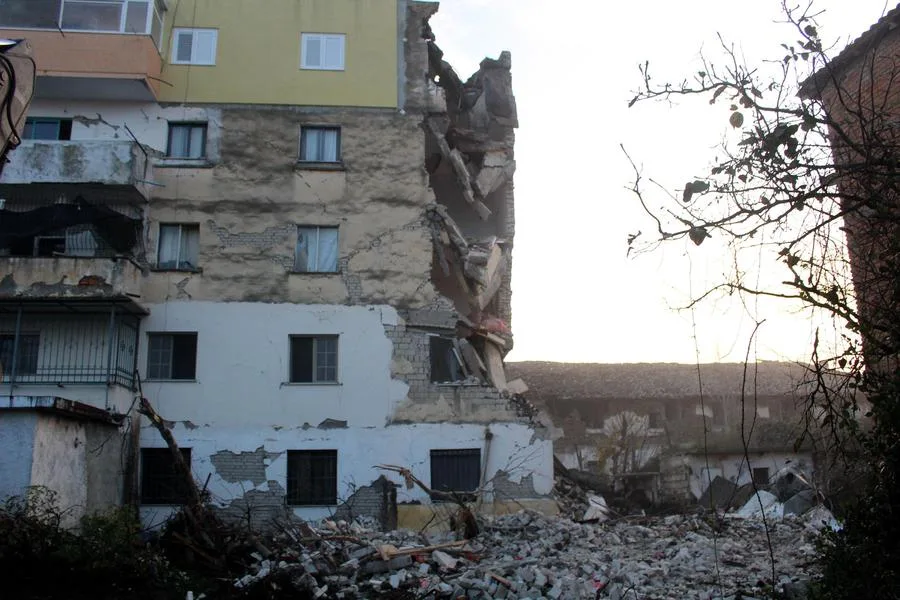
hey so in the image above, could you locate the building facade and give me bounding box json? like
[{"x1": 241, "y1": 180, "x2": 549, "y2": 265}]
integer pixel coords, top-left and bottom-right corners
[
  {"x1": 0, "y1": 0, "x2": 552, "y2": 529},
  {"x1": 507, "y1": 361, "x2": 815, "y2": 505}
]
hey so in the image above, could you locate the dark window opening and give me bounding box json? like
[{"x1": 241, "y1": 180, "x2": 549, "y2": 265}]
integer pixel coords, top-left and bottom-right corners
[
  {"x1": 289, "y1": 335, "x2": 338, "y2": 383},
  {"x1": 430, "y1": 448, "x2": 480, "y2": 502},
  {"x1": 430, "y1": 337, "x2": 463, "y2": 383},
  {"x1": 286, "y1": 450, "x2": 337, "y2": 506},
  {"x1": 0, "y1": 333, "x2": 39, "y2": 376},
  {"x1": 23, "y1": 117, "x2": 72, "y2": 141},
  {"x1": 753, "y1": 467, "x2": 770, "y2": 486},
  {"x1": 648, "y1": 412, "x2": 662, "y2": 429},
  {"x1": 141, "y1": 448, "x2": 192, "y2": 504},
  {"x1": 147, "y1": 333, "x2": 197, "y2": 380}
]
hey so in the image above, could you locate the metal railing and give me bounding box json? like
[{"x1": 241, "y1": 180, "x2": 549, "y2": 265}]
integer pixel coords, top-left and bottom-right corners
[{"x1": 0, "y1": 309, "x2": 140, "y2": 389}]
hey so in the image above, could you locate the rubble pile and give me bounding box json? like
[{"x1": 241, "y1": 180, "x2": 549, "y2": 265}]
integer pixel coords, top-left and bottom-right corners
[{"x1": 225, "y1": 509, "x2": 831, "y2": 600}]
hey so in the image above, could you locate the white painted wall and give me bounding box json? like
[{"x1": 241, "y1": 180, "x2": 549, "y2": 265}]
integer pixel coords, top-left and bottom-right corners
[
  {"x1": 136, "y1": 301, "x2": 553, "y2": 525},
  {"x1": 140, "y1": 420, "x2": 553, "y2": 524},
  {"x1": 31, "y1": 414, "x2": 88, "y2": 527},
  {"x1": 687, "y1": 452, "x2": 814, "y2": 499},
  {"x1": 139, "y1": 302, "x2": 406, "y2": 429}
]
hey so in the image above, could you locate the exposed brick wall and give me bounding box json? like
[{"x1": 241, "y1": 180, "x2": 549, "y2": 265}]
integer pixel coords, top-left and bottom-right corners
[
  {"x1": 215, "y1": 481, "x2": 292, "y2": 530},
  {"x1": 210, "y1": 447, "x2": 283, "y2": 487},
  {"x1": 385, "y1": 313, "x2": 524, "y2": 422},
  {"x1": 813, "y1": 25, "x2": 900, "y2": 365},
  {"x1": 334, "y1": 475, "x2": 398, "y2": 530}
]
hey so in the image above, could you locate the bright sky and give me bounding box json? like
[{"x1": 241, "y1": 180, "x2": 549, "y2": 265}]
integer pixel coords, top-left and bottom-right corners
[{"x1": 431, "y1": 0, "x2": 892, "y2": 364}]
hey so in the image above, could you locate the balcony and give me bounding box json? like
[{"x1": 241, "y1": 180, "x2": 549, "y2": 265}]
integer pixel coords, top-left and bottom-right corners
[
  {"x1": 0, "y1": 1, "x2": 166, "y2": 101},
  {"x1": 0, "y1": 195, "x2": 145, "y2": 300},
  {"x1": 1, "y1": 140, "x2": 153, "y2": 201},
  {"x1": 0, "y1": 308, "x2": 141, "y2": 390}
]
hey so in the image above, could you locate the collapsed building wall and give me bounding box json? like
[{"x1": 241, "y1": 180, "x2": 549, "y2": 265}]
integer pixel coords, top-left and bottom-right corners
[{"x1": 0, "y1": 1, "x2": 550, "y2": 526}]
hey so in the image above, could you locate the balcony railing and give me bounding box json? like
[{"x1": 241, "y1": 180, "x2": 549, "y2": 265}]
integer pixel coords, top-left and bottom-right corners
[
  {"x1": 0, "y1": 310, "x2": 140, "y2": 389},
  {"x1": 0, "y1": 0, "x2": 165, "y2": 46}
]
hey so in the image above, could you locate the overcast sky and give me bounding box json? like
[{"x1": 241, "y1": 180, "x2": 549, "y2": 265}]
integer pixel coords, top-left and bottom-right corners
[{"x1": 430, "y1": 0, "x2": 891, "y2": 364}]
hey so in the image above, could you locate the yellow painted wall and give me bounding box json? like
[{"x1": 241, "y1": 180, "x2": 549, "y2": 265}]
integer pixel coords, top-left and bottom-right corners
[{"x1": 158, "y1": 0, "x2": 399, "y2": 107}]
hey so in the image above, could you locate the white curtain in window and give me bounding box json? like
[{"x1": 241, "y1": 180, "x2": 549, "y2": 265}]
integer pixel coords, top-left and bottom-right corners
[
  {"x1": 302, "y1": 129, "x2": 321, "y2": 161},
  {"x1": 188, "y1": 126, "x2": 204, "y2": 158},
  {"x1": 320, "y1": 129, "x2": 338, "y2": 162},
  {"x1": 158, "y1": 225, "x2": 181, "y2": 267},
  {"x1": 179, "y1": 226, "x2": 199, "y2": 268},
  {"x1": 66, "y1": 228, "x2": 97, "y2": 257},
  {"x1": 302, "y1": 128, "x2": 338, "y2": 162},
  {"x1": 295, "y1": 227, "x2": 338, "y2": 272},
  {"x1": 317, "y1": 227, "x2": 338, "y2": 271},
  {"x1": 169, "y1": 126, "x2": 188, "y2": 157},
  {"x1": 295, "y1": 227, "x2": 314, "y2": 272}
]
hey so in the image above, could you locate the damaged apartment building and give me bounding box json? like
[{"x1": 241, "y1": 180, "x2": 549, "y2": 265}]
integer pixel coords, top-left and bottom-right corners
[{"x1": 0, "y1": 0, "x2": 553, "y2": 530}]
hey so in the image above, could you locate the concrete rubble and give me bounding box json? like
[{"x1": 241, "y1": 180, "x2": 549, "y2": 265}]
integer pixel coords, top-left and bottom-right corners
[{"x1": 221, "y1": 506, "x2": 837, "y2": 600}]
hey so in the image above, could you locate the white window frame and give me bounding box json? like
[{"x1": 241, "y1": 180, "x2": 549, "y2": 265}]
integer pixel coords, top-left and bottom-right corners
[
  {"x1": 170, "y1": 27, "x2": 218, "y2": 66},
  {"x1": 288, "y1": 335, "x2": 339, "y2": 384},
  {"x1": 300, "y1": 33, "x2": 345, "y2": 71}
]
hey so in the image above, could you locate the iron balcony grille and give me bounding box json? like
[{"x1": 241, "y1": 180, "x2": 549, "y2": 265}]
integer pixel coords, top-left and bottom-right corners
[{"x1": 0, "y1": 311, "x2": 139, "y2": 389}]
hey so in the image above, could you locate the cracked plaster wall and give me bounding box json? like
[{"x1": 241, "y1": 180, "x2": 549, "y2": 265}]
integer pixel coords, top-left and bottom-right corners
[
  {"x1": 139, "y1": 420, "x2": 552, "y2": 527},
  {"x1": 143, "y1": 106, "x2": 436, "y2": 307}
]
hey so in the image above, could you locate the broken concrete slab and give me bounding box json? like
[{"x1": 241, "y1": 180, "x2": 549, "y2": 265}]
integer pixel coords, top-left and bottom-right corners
[
  {"x1": 783, "y1": 489, "x2": 816, "y2": 516},
  {"x1": 736, "y1": 490, "x2": 783, "y2": 519},
  {"x1": 697, "y1": 475, "x2": 738, "y2": 510},
  {"x1": 483, "y1": 341, "x2": 507, "y2": 391},
  {"x1": 506, "y1": 378, "x2": 529, "y2": 395}
]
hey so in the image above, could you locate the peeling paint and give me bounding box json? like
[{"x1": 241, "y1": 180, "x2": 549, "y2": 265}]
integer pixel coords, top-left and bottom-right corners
[{"x1": 210, "y1": 446, "x2": 284, "y2": 486}]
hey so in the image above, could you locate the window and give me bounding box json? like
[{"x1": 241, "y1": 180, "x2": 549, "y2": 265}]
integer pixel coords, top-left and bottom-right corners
[
  {"x1": 0, "y1": 333, "x2": 39, "y2": 377},
  {"x1": 648, "y1": 412, "x2": 662, "y2": 429},
  {"x1": 0, "y1": 1, "x2": 164, "y2": 44},
  {"x1": 756, "y1": 405, "x2": 771, "y2": 419},
  {"x1": 430, "y1": 337, "x2": 463, "y2": 383},
  {"x1": 299, "y1": 126, "x2": 341, "y2": 163},
  {"x1": 430, "y1": 449, "x2": 481, "y2": 501},
  {"x1": 289, "y1": 335, "x2": 338, "y2": 383},
  {"x1": 157, "y1": 224, "x2": 199, "y2": 270},
  {"x1": 294, "y1": 226, "x2": 339, "y2": 273},
  {"x1": 0, "y1": 0, "x2": 62, "y2": 29},
  {"x1": 752, "y1": 467, "x2": 770, "y2": 486},
  {"x1": 141, "y1": 448, "x2": 192, "y2": 504},
  {"x1": 167, "y1": 123, "x2": 207, "y2": 159},
  {"x1": 146, "y1": 333, "x2": 197, "y2": 380},
  {"x1": 287, "y1": 450, "x2": 337, "y2": 506},
  {"x1": 300, "y1": 33, "x2": 345, "y2": 70},
  {"x1": 171, "y1": 28, "x2": 218, "y2": 65},
  {"x1": 23, "y1": 118, "x2": 72, "y2": 141}
]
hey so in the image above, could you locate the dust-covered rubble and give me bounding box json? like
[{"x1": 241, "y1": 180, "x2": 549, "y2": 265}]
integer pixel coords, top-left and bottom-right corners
[{"x1": 224, "y1": 508, "x2": 833, "y2": 600}]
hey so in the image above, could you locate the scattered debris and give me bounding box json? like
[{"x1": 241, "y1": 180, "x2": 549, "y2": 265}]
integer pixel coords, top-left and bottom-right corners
[{"x1": 223, "y1": 508, "x2": 826, "y2": 599}]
